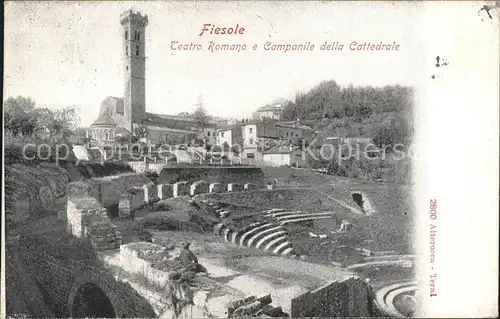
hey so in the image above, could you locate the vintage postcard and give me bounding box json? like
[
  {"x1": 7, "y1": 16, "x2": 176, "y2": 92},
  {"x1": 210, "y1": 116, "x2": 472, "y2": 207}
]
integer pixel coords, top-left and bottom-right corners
[{"x1": 2, "y1": 1, "x2": 498, "y2": 318}]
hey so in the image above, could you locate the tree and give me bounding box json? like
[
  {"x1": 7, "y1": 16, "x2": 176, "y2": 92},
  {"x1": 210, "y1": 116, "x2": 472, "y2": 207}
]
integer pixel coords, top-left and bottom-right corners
[
  {"x1": 4, "y1": 96, "x2": 37, "y2": 136},
  {"x1": 50, "y1": 104, "x2": 80, "y2": 140},
  {"x1": 4, "y1": 96, "x2": 80, "y2": 141},
  {"x1": 192, "y1": 95, "x2": 211, "y2": 131}
]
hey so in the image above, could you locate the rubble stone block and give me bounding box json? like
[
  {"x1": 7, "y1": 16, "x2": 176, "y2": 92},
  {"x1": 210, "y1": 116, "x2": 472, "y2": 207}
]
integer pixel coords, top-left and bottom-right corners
[
  {"x1": 118, "y1": 193, "x2": 131, "y2": 218},
  {"x1": 244, "y1": 183, "x2": 257, "y2": 191},
  {"x1": 235, "y1": 300, "x2": 265, "y2": 316},
  {"x1": 67, "y1": 197, "x2": 105, "y2": 239},
  {"x1": 190, "y1": 180, "x2": 209, "y2": 196},
  {"x1": 157, "y1": 184, "x2": 173, "y2": 200},
  {"x1": 173, "y1": 181, "x2": 190, "y2": 197},
  {"x1": 130, "y1": 187, "x2": 146, "y2": 211},
  {"x1": 93, "y1": 173, "x2": 150, "y2": 207},
  {"x1": 257, "y1": 294, "x2": 272, "y2": 305},
  {"x1": 227, "y1": 183, "x2": 244, "y2": 192},
  {"x1": 209, "y1": 183, "x2": 225, "y2": 193},
  {"x1": 143, "y1": 183, "x2": 159, "y2": 204},
  {"x1": 266, "y1": 183, "x2": 274, "y2": 190},
  {"x1": 260, "y1": 305, "x2": 284, "y2": 317}
]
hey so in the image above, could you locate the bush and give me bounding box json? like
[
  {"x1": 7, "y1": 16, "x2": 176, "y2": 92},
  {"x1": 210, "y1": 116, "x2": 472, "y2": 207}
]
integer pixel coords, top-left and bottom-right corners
[{"x1": 4, "y1": 131, "x2": 78, "y2": 165}]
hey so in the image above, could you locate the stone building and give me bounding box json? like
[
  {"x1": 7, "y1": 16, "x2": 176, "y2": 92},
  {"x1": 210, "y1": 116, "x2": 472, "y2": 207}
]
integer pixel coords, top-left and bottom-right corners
[
  {"x1": 262, "y1": 146, "x2": 306, "y2": 167},
  {"x1": 88, "y1": 9, "x2": 215, "y2": 146},
  {"x1": 216, "y1": 119, "x2": 316, "y2": 160}
]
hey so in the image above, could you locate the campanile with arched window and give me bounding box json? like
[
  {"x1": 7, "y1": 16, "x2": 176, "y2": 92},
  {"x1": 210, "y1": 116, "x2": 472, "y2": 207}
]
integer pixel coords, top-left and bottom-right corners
[{"x1": 120, "y1": 8, "x2": 148, "y2": 131}]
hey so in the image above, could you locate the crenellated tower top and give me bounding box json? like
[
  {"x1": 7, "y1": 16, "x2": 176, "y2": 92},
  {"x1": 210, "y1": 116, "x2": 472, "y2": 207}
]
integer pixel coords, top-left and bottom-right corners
[
  {"x1": 121, "y1": 8, "x2": 148, "y2": 131},
  {"x1": 120, "y1": 8, "x2": 148, "y2": 27}
]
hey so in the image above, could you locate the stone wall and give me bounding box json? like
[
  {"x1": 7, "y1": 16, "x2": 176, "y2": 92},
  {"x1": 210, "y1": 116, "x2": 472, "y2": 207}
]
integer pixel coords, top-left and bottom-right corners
[
  {"x1": 65, "y1": 170, "x2": 271, "y2": 223},
  {"x1": 173, "y1": 181, "x2": 190, "y2": 197},
  {"x1": 95, "y1": 173, "x2": 151, "y2": 207},
  {"x1": 118, "y1": 243, "x2": 171, "y2": 287},
  {"x1": 290, "y1": 277, "x2": 372, "y2": 317},
  {"x1": 190, "y1": 180, "x2": 209, "y2": 196},
  {"x1": 67, "y1": 197, "x2": 108, "y2": 238},
  {"x1": 244, "y1": 183, "x2": 257, "y2": 190},
  {"x1": 143, "y1": 183, "x2": 159, "y2": 204},
  {"x1": 157, "y1": 184, "x2": 173, "y2": 200},
  {"x1": 5, "y1": 163, "x2": 75, "y2": 224},
  {"x1": 118, "y1": 187, "x2": 147, "y2": 218},
  {"x1": 197, "y1": 189, "x2": 326, "y2": 211},
  {"x1": 4, "y1": 162, "x2": 133, "y2": 228},
  {"x1": 158, "y1": 166, "x2": 266, "y2": 186},
  {"x1": 66, "y1": 173, "x2": 150, "y2": 209},
  {"x1": 128, "y1": 161, "x2": 165, "y2": 174},
  {"x1": 209, "y1": 183, "x2": 225, "y2": 193},
  {"x1": 228, "y1": 294, "x2": 288, "y2": 317},
  {"x1": 20, "y1": 248, "x2": 156, "y2": 318},
  {"x1": 102, "y1": 242, "x2": 287, "y2": 319},
  {"x1": 66, "y1": 183, "x2": 123, "y2": 250},
  {"x1": 228, "y1": 183, "x2": 244, "y2": 192}
]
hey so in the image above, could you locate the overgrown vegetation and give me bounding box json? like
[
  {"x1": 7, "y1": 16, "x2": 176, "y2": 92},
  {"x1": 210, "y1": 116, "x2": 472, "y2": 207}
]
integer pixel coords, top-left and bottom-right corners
[
  {"x1": 138, "y1": 216, "x2": 204, "y2": 233},
  {"x1": 3, "y1": 96, "x2": 84, "y2": 164},
  {"x1": 279, "y1": 80, "x2": 413, "y2": 183},
  {"x1": 282, "y1": 81, "x2": 413, "y2": 146},
  {"x1": 20, "y1": 233, "x2": 100, "y2": 265}
]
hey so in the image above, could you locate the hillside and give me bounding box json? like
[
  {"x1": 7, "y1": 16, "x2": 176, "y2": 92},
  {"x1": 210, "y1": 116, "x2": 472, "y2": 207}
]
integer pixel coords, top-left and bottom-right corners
[
  {"x1": 4, "y1": 161, "x2": 133, "y2": 229},
  {"x1": 282, "y1": 81, "x2": 413, "y2": 147}
]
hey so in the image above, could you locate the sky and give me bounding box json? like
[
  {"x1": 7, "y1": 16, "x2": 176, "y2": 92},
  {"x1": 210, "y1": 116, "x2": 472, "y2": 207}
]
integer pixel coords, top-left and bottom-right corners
[{"x1": 6, "y1": 1, "x2": 425, "y2": 127}]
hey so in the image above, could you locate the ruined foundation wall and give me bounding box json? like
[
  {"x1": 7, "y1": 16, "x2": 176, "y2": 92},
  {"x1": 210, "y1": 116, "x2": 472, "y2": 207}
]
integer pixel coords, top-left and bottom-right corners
[
  {"x1": 196, "y1": 189, "x2": 326, "y2": 210},
  {"x1": 290, "y1": 277, "x2": 372, "y2": 317},
  {"x1": 158, "y1": 166, "x2": 266, "y2": 186}
]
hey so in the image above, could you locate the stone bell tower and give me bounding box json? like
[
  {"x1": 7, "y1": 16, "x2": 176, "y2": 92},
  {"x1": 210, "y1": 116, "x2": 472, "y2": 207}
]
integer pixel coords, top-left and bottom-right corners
[{"x1": 120, "y1": 8, "x2": 148, "y2": 132}]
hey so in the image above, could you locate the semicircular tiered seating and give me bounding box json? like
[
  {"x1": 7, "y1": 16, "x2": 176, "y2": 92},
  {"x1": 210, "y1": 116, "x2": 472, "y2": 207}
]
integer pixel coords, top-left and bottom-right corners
[{"x1": 213, "y1": 221, "x2": 296, "y2": 256}]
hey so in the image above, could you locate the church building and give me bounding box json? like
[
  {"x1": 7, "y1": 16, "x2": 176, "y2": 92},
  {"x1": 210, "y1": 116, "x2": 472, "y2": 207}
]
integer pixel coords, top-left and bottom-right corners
[{"x1": 88, "y1": 9, "x2": 216, "y2": 145}]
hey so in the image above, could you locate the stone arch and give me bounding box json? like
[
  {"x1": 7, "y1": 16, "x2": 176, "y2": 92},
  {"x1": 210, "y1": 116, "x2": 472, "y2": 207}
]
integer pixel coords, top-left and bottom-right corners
[
  {"x1": 67, "y1": 272, "x2": 121, "y2": 318},
  {"x1": 71, "y1": 282, "x2": 116, "y2": 318},
  {"x1": 67, "y1": 269, "x2": 156, "y2": 318}
]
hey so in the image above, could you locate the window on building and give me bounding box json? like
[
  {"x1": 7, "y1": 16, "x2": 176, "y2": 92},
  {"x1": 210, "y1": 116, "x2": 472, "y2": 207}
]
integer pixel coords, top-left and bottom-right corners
[
  {"x1": 249, "y1": 127, "x2": 253, "y2": 134},
  {"x1": 221, "y1": 132, "x2": 224, "y2": 137},
  {"x1": 126, "y1": 65, "x2": 129, "y2": 71},
  {"x1": 249, "y1": 138, "x2": 254, "y2": 144},
  {"x1": 286, "y1": 132, "x2": 289, "y2": 137},
  {"x1": 138, "y1": 31, "x2": 141, "y2": 41},
  {"x1": 126, "y1": 45, "x2": 129, "y2": 56},
  {"x1": 136, "y1": 45, "x2": 140, "y2": 56},
  {"x1": 125, "y1": 30, "x2": 128, "y2": 40},
  {"x1": 134, "y1": 30, "x2": 137, "y2": 40},
  {"x1": 296, "y1": 133, "x2": 299, "y2": 137},
  {"x1": 207, "y1": 131, "x2": 211, "y2": 136},
  {"x1": 247, "y1": 153, "x2": 255, "y2": 159}
]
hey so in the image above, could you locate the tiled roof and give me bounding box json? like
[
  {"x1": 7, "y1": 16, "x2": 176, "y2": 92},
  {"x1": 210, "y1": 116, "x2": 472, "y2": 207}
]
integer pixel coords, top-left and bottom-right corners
[
  {"x1": 91, "y1": 114, "x2": 117, "y2": 126},
  {"x1": 144, "y1": 112, "x2": 217, "y2": 130}
]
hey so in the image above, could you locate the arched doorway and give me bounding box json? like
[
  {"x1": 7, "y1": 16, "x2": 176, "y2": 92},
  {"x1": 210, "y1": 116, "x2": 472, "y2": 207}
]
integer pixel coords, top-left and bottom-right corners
[{"x1": 71, "y1": 283, "x2": 116, "y2": 318}]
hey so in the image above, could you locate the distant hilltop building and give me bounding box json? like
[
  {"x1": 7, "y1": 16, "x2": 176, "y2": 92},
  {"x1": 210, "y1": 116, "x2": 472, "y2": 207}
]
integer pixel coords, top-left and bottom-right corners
[
  {"x1": 88, "y1": 9, "x2": 216, "y2": 145},
  {"x1": 252, "y1": 103, "x2": 285, "y2": 120}
]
